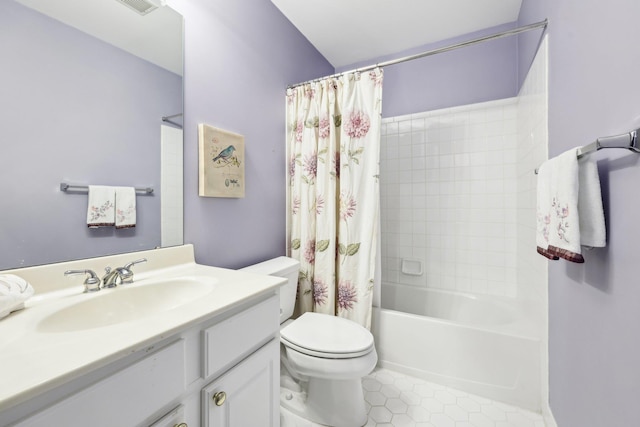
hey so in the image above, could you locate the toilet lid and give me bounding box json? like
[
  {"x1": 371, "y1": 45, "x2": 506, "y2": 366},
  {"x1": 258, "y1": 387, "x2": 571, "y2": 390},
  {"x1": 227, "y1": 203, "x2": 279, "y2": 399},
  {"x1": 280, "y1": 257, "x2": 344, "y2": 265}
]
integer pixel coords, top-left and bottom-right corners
[{"x1": 280, "y1": 312, "x2": 374, "y2": 358}]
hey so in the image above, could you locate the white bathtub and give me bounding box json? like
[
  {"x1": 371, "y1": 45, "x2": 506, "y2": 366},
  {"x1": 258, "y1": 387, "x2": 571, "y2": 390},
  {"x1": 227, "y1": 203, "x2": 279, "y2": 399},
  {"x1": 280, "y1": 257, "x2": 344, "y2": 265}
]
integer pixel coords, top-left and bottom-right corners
[{"x1": 373, "y1": 282, "x2": 541, "y2": 411}]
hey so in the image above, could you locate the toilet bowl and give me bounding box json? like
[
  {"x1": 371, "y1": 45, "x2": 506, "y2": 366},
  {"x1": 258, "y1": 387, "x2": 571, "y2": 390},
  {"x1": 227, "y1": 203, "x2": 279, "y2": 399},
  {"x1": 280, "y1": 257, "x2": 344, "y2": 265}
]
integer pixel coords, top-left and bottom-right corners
[
  {"x1": 281, "y1": 312, "x2": 377, "y2": 426},
  {"x1": 241, "y1": 257, "x2": 377, "y2": 427}
]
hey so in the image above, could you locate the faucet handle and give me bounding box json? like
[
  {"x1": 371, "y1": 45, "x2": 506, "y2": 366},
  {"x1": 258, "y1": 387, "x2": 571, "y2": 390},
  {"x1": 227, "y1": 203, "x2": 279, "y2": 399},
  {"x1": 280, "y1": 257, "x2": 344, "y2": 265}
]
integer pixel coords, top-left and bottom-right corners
[
  {"x1": 120, "y1": 258, "x2": 147, "y2": 284},
  {"x1": 123, "y1": 258, "x2": 147, "y2": 270},
  {"x1": 64, "y1": 269, "x2": 101, "y2": 293}
]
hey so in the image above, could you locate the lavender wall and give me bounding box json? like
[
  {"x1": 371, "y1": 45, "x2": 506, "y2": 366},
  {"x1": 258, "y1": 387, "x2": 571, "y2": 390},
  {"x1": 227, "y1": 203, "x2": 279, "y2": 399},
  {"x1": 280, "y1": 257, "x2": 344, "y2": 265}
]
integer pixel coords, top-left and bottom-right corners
[
  {"x1": 337, "y1": 23, "x2": 519, "y2": 118},
  {"x1": 167, "y1": 0, "x2": 333, "y2": 268},
  {"x1": 519, "y1": 1, "x2": 640, "y2": 425},
  {"x1": 0, "y1": 1, "x2": 181, "y2": 269}
]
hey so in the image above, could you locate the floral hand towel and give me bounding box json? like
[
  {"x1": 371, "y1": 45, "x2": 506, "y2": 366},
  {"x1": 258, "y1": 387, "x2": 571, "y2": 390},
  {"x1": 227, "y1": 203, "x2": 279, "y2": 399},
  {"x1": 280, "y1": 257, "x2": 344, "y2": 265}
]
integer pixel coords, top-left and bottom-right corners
[
  {"x1": 535, "y1": 160, "x2": 559, "y2": 260},
  {"x1": 115, "y1": 186, "x2": 136, "y2": 229},
  {"x1": 536, "y1": 149, "x2": 606, "y2": 263},
  {"x1": 87, "y1": 185, "x2": 115, "y2": 228}
]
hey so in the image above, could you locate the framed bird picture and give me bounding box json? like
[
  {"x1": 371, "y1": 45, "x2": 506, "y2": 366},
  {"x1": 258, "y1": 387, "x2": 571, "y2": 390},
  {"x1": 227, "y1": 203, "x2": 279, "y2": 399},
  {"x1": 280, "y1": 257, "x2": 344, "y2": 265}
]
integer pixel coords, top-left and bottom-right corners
[{"x1": 198, "y1": 124, "x2": 245, "y2": 198}]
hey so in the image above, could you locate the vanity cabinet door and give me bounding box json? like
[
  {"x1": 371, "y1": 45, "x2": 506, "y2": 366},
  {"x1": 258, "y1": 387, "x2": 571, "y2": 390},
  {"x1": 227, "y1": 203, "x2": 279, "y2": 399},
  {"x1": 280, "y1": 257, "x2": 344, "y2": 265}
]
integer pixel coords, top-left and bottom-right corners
[
  {"x1": 14, "y1": 340, "x2": 185, "y2": 427},
  {"x1": 202, "y1": 295, "x2": 279, "y2": 380},
  {"x1": 202, "y1": 338, "x2": 279, "y2": 427}
]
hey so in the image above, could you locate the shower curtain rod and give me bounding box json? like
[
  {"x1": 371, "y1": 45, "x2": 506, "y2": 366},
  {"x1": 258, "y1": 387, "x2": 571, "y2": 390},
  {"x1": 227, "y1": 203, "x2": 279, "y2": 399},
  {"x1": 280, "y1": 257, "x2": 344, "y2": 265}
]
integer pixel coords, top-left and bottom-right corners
[{"x1": 287, "y1": 19, "x2": 548, "y2": 89}]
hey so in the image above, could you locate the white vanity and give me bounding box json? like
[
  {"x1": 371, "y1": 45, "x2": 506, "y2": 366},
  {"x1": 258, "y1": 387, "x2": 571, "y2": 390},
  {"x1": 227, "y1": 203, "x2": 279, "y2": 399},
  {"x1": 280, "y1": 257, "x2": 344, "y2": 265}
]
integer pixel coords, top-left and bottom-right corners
[{"x1": 0, "y1": 245, "x2": 283, "y2": 427}]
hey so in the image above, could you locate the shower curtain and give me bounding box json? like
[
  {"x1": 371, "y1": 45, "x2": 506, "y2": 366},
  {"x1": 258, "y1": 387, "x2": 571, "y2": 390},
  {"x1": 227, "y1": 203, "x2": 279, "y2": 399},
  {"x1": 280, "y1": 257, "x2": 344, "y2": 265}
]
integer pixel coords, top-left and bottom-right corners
[{"x1": 286, "y1": 69, "x2": 383, "y2": 329}]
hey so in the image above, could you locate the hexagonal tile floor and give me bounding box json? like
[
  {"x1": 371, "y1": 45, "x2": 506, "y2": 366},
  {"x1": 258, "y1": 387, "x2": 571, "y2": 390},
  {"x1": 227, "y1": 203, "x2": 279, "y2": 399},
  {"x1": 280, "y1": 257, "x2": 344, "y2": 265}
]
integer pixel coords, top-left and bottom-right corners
[{"x1": 281, "y1": 367, "x2": 546, "y2": 427}]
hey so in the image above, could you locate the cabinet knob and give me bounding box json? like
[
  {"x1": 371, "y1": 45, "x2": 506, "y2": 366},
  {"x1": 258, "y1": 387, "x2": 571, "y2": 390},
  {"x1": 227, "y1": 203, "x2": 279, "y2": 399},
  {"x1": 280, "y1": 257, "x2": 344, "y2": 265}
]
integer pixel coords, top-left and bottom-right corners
[
  {"x1": 213, "y1": 391, "x2": 227, "y2": 406},
  {"x1": 173, "y1": 424, "x2": 187, "y2": 427}
]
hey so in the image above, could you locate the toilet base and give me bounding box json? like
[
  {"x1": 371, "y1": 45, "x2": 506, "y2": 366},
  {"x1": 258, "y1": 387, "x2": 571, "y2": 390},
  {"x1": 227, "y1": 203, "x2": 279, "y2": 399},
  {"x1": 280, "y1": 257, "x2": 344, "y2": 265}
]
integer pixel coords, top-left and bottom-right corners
[
  {"x1": 280, "y1": 377, "x2": 367, "y2": 427},
  {"x1": 308, "y1": 378, "x2": 368, "y2": 426}
]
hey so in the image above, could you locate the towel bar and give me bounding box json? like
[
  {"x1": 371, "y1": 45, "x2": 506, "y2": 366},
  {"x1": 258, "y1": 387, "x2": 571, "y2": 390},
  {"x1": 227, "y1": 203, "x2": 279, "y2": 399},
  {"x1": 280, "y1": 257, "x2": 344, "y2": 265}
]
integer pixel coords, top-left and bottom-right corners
[
  {"x1": 535, "y1": 129, "x2": 640, "y2": 174},
  {"x1": 60, "y1": 183, "x2": 154, "y2": 194}
]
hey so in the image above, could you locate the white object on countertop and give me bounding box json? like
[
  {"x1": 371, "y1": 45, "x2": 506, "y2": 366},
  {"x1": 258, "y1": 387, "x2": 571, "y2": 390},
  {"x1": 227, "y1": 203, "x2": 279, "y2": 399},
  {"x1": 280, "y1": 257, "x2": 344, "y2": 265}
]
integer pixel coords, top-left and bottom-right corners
[{"x1": 0, "y1": 274, "x2": 34, "y2": 319}]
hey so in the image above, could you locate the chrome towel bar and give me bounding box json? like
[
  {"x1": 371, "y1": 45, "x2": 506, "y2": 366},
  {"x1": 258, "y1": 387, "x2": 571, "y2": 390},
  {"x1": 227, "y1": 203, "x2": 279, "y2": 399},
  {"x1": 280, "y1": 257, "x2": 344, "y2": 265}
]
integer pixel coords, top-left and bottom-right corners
[
  {"x1": 60, "y1": 183, "x2": 154, "y2": 194},
  {"x1": 577, "y1": 129, "x2": 640, "y2": 158},
  {"x1": 535, "y1": 129, "x2": 640, "y2": 174}
]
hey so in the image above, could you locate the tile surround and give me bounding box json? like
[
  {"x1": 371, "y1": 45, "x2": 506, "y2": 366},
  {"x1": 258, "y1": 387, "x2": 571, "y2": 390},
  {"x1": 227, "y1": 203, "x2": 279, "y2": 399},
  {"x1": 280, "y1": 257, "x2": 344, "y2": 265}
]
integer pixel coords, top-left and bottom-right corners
[
  {"x1": 376, "y1": 37, "x2": 549, "y2": 418},
  {"x1": 515, "y1": 36, "x2": 548, "y2": 311},
  {"x1": 380, "y1": 99, "x2": 520, "y2": 298},
  {"x1": 515, "y1": 36, "x2": 550, "y2": 423},
  {"x1": 280, "y1": 368, "x2": 545, "y2": 427},
  {"x1": 380, "y1": 37, "x2": 548, "y2": 306}
]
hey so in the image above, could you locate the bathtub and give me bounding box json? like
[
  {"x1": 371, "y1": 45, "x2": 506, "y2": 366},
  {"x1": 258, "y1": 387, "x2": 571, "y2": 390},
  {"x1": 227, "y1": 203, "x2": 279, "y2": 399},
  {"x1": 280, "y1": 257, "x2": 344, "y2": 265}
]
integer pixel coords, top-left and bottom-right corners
[{"x1": 373, "y1": 282, "x2": 541, "y2": 411}]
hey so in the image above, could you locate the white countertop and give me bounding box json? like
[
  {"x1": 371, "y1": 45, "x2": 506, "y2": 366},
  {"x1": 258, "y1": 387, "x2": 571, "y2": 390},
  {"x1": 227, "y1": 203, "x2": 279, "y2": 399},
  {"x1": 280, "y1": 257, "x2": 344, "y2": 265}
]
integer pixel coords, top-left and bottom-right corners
[{"x1": 0, "y1": 245, "x2": 285, "y2": 412}]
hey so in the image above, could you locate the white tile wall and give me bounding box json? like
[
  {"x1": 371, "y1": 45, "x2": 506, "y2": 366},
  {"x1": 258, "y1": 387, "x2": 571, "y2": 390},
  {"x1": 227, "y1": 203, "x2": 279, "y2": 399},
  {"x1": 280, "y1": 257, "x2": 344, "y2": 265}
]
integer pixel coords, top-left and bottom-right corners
[
  {"x1": 380, "y1": 34, "x2": 548, "y2": 306},
  {"x1": 381, "y1": 99, "x2": 519, "y2": 298}
]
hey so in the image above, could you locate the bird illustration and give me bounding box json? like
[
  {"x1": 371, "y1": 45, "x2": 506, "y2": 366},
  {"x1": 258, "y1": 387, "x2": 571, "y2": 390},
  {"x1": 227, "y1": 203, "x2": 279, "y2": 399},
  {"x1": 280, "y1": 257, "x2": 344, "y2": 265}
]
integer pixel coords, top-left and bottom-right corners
[{"x1": 212, "y1": 145, "x2": 236, "y2": 163}]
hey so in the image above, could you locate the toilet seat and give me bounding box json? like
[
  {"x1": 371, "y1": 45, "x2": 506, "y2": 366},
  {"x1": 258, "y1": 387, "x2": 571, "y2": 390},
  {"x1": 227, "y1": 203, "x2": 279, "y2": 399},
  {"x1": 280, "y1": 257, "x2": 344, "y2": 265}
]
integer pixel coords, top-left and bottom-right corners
[{"x1": 280, "y1": 312, "x2": 374, "y2": 359}]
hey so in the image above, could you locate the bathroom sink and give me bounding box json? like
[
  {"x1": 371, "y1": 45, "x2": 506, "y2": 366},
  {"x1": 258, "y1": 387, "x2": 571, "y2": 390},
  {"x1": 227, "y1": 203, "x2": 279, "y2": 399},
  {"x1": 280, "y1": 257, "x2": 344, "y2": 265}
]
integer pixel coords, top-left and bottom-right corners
[{"x1": 38, "y1": 277, "x2": 216, "y2": 333}]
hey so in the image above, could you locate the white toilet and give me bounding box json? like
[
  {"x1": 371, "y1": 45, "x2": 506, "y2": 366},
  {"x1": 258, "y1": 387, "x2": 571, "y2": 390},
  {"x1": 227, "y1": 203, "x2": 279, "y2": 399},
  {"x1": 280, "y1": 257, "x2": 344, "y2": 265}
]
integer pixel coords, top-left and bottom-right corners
[{"x1": 241, "y1": 257, "x2": 377, "y2": 427}]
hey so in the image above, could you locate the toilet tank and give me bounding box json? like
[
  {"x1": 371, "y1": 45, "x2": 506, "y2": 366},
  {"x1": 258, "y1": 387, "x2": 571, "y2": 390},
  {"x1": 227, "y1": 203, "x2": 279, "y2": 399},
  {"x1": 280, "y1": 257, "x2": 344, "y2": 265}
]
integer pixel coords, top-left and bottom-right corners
[{"x1": 240, "y1": 256, "x2": 300, "y2": 324}]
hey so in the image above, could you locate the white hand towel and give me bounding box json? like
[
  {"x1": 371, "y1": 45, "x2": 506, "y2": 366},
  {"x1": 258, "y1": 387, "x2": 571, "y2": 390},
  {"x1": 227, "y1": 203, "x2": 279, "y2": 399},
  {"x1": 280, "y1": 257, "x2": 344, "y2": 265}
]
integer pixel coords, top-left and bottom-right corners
[
  {"x1": 115, "y1": 186, "x2": 136, "y2": 229},
  {"x1": 0, "y1": 274, "x2": 35, "y2": 320},
  {"x1": 578, "y1": 157, "x2": 606, "y2": 248},
  {"x1": 87, "y1": 185, "x2": 115, "y2": 228},
  {"x1": 536, "y1": 148, "x2": 606, "y2": 263}
]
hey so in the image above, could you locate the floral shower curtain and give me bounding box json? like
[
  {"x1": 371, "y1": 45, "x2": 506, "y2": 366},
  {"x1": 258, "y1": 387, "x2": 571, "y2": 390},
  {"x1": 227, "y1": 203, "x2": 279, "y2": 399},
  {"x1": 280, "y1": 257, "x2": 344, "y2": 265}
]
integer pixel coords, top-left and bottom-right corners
[{"x1": 286, "y1": 69, "x2": 383, "y2": 329}]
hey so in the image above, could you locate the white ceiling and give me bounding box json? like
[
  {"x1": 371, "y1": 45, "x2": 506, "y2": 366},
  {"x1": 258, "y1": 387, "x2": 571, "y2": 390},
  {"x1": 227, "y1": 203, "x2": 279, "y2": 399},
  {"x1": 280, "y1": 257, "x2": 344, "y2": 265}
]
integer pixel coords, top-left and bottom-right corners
[
  {"x1": 271, "y1": 0, "x2": 523, "y2": 68},
  {"x1": 14, "y1": 0, "x2": 183, "y2": 75}
]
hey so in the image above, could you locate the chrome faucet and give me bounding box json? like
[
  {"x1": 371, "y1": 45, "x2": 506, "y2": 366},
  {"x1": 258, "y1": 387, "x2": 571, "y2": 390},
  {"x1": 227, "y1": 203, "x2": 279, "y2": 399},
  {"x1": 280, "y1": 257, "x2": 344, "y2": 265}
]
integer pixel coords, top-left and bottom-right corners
[
  {"x1": 64, "y1": 269, "x2": 101, "y2": 293},
  {"x1": 102, "y1": 258, "x2": 147, "y2": 288},
  {"x1": 101, "y1": 267, "x2": 122, "y2": 289}
]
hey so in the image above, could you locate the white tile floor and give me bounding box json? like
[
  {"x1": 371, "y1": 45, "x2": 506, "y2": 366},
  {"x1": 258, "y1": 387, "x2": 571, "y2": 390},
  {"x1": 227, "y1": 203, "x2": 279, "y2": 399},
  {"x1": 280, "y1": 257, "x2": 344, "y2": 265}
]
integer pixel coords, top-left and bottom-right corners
[{"x1": 281, "y1": 367, "x2": 546, "y2": 427}]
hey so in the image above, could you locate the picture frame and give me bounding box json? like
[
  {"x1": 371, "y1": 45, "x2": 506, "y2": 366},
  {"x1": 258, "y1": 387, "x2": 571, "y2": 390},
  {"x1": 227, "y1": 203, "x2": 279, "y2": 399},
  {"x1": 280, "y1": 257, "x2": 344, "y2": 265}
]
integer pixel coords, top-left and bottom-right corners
[{"x1": 198, "y1": 124, "x2": 245, "y2": 198}]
